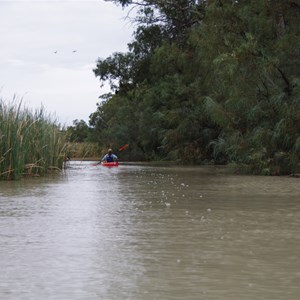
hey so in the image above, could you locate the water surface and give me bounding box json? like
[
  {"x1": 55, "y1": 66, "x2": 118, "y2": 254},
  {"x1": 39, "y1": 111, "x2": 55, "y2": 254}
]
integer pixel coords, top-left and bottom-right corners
[{"x1": 0, "y1": 162, "x2": 299, "y2": 299}]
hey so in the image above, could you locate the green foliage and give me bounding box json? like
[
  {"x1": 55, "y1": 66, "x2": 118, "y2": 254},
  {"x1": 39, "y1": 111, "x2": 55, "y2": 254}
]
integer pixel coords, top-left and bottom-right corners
[
  {"x1": 66, "y1": 119, "x2": 93, "y2": 143},
  {"x1": 93, "y1": 52, "x2": 135, "y2": 91},
  {"x1": 0, "y1": 98, "x2": 68, "y2": 180},
  {"x1": 90, "y1": 0, "x2": 300, "y2": 174}
]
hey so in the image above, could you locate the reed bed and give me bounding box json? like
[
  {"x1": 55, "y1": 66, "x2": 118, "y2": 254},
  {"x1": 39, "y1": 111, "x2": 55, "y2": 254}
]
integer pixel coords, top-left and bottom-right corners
[
  {"x1": 0, "y1": 98, "x2": 68, "y2": 180},
  {"x1": 67, "y1": 142, "x2": 102, "y2": 160}
]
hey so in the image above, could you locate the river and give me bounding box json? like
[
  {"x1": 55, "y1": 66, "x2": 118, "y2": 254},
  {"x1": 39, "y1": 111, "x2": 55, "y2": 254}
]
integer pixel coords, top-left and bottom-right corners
[{"x1": 0, "y1": 161, "x2": 299, "y2": 300}]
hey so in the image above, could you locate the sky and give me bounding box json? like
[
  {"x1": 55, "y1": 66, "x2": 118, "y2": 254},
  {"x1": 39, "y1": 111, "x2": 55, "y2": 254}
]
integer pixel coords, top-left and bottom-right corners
[{"x1": 0, "y1": 0, "x2": 134, "y2": 126}]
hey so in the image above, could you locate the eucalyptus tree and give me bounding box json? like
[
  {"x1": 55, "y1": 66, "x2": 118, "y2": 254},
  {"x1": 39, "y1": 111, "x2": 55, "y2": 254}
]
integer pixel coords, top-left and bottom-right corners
[
  {"x1": 197, "y1": 0, "x2": 300, "y2": 173},
  {"x1": 105, "y1": 0, "x2": 206, "y2": 38},
  {"x1": 94, "y1": 0, "x2": 207, "y2": 159},
  {"x1": 91, "y1": 0, "x2": 299, "y2": 173}
]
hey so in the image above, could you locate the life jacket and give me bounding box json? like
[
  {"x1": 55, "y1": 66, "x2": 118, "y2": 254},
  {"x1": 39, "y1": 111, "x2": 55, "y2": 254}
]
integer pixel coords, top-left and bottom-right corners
[{"x1": 106, "y1": 154, "x2": 114, "y2": 162}]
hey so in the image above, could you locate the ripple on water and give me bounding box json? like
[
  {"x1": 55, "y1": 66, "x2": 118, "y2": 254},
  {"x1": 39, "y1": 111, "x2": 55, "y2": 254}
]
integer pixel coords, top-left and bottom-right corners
[{"x1": 0, "y1": 162, "x2": 299, "y2": 299}]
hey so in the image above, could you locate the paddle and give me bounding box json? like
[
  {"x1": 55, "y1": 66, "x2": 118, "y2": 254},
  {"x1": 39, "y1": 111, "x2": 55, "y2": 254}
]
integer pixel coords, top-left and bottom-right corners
[{"x1": 118, "y1": 143, "x2": 129, "y2": 152}]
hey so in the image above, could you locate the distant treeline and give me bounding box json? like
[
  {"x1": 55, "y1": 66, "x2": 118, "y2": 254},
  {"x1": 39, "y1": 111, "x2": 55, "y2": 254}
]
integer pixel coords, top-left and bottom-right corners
[{"x1": 70, "y1": 0, "x2": 300, "y2": 175}]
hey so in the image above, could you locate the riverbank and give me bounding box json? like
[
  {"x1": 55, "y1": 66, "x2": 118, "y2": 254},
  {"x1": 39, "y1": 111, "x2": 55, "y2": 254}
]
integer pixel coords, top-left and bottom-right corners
[{"x1": 65, "y1": 158, "x2": 299, "y2": 178}]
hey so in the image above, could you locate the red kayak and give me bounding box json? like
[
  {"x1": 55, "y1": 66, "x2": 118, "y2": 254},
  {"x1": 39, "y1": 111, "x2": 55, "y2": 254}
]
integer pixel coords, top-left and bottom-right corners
[{"x1": 101, "y1": 161, "x2": 119, "y2": 167}]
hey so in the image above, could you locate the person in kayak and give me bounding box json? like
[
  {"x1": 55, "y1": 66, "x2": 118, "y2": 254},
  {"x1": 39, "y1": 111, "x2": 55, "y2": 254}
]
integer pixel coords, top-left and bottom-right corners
[{"x1": 101, "y1": 148, "x2": 118, "y2": 163}]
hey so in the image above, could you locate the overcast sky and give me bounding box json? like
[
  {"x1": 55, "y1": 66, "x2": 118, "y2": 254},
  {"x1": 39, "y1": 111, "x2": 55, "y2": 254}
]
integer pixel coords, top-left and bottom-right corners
[{"x1": 0, "y1": 0, "x2": 134, "y2": 125}]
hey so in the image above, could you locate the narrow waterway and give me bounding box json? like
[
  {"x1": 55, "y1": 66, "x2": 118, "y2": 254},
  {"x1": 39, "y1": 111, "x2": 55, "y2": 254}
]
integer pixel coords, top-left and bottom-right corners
[{"x1": 0, "y1": 161, "x2": 299, "y2": 300}]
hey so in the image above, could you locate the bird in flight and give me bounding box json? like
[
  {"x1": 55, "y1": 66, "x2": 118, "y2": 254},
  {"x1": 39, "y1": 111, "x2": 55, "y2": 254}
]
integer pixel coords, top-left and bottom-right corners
[{"x1": 53, "y1": 50, "x2": 77, "y2": 54}]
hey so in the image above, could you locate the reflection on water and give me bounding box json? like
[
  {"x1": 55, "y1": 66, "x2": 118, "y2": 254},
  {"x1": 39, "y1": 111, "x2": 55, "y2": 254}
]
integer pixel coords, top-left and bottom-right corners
[{"x1": 0, "y1": 161, "x2": 299, "y2": 300}]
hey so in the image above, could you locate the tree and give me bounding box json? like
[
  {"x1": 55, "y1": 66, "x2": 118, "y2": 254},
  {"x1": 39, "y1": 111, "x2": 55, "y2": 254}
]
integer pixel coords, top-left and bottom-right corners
[
  {"x1": 67, "y1": 119, "x2": 91, "y2": 142},
  {"x1": 197, "y1": 0, "x2": 300, "y2": 173},
  {"x1": 106, "y1": 0, "x2": 206, "y2": 38},
  {"x1": 90, "y1": 0, "x2": 300, "y2": 173}
]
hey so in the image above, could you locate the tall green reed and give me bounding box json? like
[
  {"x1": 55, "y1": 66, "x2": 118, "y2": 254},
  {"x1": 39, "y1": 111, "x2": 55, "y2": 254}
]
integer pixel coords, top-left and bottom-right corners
[{"x1": 0, "y1": 97, "x2": 68, "y2": 180}]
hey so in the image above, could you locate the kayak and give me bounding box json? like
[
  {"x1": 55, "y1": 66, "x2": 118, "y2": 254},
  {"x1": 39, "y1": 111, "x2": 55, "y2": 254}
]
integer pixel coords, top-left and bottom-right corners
[{"x1": 101, "y1": 161, "x2": 119, "y2": 167}]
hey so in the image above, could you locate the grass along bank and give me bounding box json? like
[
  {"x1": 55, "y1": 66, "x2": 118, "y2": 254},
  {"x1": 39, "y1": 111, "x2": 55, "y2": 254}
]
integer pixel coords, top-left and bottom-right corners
[
  {"x1": 66, "y1": 142, "x2": 102, "y2": 161},
  {"x1": 0, "y1": 98, "x2": 68, "y2": 180}
]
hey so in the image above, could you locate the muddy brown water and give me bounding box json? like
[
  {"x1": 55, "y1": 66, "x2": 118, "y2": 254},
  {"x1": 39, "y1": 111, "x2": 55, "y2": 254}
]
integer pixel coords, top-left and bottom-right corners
[{"x1": 0, "y1": 161, "x2": 299, "y2": 299}]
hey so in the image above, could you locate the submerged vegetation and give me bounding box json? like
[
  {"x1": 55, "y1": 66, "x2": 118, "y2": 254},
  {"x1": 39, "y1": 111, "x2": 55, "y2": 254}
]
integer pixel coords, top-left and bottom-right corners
[
  {"x1": 0, "y1": 99, "x2": 68, "y2": 180},
  {"x1": 86, "y1": 0, "x2": 300, "y2": 175}
]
